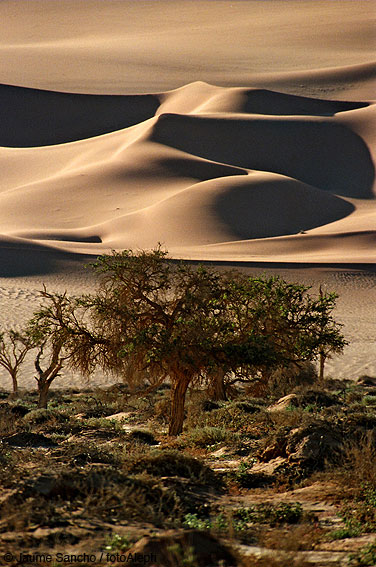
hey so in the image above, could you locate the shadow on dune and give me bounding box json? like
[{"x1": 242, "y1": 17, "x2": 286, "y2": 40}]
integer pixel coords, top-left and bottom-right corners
[
  {"x1": 157, "y1": 155, "x2": 248, "y2": 181},
  {"x1": 0, "y1": 239, "x2": 93, "y2": 277},
  {"x1": 214, "y1": 178, "x2": 355, "y2": 239},
  {"x1": 151, "y1": 113, "x2": 375, "y2": 199},
  {"x1": 0, "y1": 84, "x2": 160, "y2": 147},
  {"x1": 214, "y1": 89, "x2": 369, "y2": 116}
]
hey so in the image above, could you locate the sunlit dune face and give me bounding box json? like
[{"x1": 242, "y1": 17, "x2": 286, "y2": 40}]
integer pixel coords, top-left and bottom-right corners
[{"x1": 0, "y1": 0, "x2": 374, "y2": 265}]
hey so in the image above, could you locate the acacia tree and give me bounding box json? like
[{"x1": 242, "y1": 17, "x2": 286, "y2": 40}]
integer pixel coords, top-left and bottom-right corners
[
  {"x1": 27, "y1": 290, "x2": 77, "y2": 408},
  {"x1": 0, "y1": 330, "x2": 35, "y2": 396},
  {"x1": 31, "y1": 249, "x2": 347, "y2": 434},
  {"x1": 210, "y1": 274, "x2": 347, "y2": 398},
  {"x1": 71, "y1": 249, "x2": 247, "y2": 436}
]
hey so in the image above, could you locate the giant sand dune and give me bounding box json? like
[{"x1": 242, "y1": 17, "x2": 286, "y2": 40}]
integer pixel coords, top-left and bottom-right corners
[
  {"x1": 0, "y1": 0, "x2": 375, "y2": 384},
  {"x1": 0, "y1": 80, "x2": 375, "y2": 268}
]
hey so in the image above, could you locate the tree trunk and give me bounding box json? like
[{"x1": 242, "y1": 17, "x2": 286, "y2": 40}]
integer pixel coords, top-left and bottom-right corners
[
  {"x1": 37, "y1": 380, "x2": 50, "y2": 409},
  {"x1": 10, "y1": 372, "x2": 18, "y2": 398},
  {"x1": 210, "y1": 369, "x2": 227, "y2": 401},
  {"x1": 319, "y1": 352, "x2": 325, "y2": 382},
  {"x1": 169, "y1": 375, "x2": 190, "y2": 436}
]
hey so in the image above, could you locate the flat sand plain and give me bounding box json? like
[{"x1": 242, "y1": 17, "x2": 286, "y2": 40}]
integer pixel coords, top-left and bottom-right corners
[{"x1": 0, "y1": 0, "x2": 375, "y2": 388}]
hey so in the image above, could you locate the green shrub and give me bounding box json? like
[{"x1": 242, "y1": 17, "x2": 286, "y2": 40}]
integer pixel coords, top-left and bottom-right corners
[
  {"x1": 104, "y1": 533, "x2": 131, "y2": 552},
  {"x1": 340, "y1": 483, "x2": 376, "y2": 534},
  {"x1": 183, "y1": 426, "x2": 237, "y2": 448},
  {"x1": 23, "y1": 408, "x2": 69, "y2": 426},
  {"x1": 349, "y1": 542, "x2": 376, "y2": 566},
  {"x1": 234, "y1": 502, "x2": 304, "y2": 526}
]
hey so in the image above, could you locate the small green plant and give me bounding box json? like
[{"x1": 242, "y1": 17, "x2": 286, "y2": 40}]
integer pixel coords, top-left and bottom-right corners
[
  {"x1": 234, "y1": 460, "x2": 255, "y2": 484},
  {"x1": 183, "y1": 512, "x2": 237, "y2": 533},
  {"x1": 328, "y1": 526, "x2": 362, "y2": 541},
  {"x1": 233, "y1": 502, "x2": 304, "y2": 526},
  {"x1": 184, "y1": 426, "x2": 236, "y2": 447},
  {"x1": 104, "y1": 533, "x2": 131, "y2": 552},
  {"x1": 349, "y1": 541, "x2": 376, "y2": 566},
  {"x1": 183, "y1": 502, "x2": 304, "y2": 534},
  {"x1": 166, "y1": 543, "x2": 198, "y2": 567},
  {"x1": 329, "y1": 483, "x2": 376, "y2": 540},
  {"x1": 183, "y1": 513, "x2": 212, "y2": 530}
]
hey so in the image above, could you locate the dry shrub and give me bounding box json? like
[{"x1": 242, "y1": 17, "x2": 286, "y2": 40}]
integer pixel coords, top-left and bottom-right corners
[
  {"x1": 60, "y1": 440, "x2": 121, "y2": 466},
  {"x1": 127, "y1": 429, "x2": 158, "y2": 445},
  {"x1": 182, "y1": 426, "x2": 238, "y2": 448},
  {"x1": 267, "y1": 407, "x2": 312, "y2": 430},
  {"x1": 341, "y1": 431, "x2": 376, "y2": 485},
  {"x1": 153, "y1": 392, "x2": 171, "y2": 425},
  {"x1": 0, "y1": 407, "x2": 17, "y2": 435},
  {"x1": 246, "y1": 362, "x2": 317, "y2": 399},
  {"x1": 125, "y1": 449, "x2": 216, "y2": 485},
  {"x1": 258, "y1": 524, "x2": 322, "y2": 552}
]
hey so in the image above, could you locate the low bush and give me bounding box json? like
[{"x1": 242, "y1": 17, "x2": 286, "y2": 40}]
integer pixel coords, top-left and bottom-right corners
[
  {"x1": 126, "y1": 449, "x2": 216, "y2": 485},
  {"x1": 183, "y1": 426, "x2": 238, "y2": 448},
  {"x1": 349, "y1": 542, "x2": 376, "y2": 566},
  {"x1": 127, "y1": 429, "x2": 158, "y2": 445}
]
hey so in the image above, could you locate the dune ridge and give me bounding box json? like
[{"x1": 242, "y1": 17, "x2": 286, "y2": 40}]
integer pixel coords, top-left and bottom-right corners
[
  {"x1": 0, "y1": 79, "x2": 375, "y2": 274},
  {"x1": 0, "y1": 0, "x2": 375, "y2": 386},
  {"x1": 0, "y1": 0, "x2": 375, "y2": 274}
]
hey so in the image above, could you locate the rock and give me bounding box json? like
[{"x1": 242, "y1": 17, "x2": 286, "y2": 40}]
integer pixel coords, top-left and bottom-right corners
[
  {"x1": 234, "y1": 543, "x2": 347, "y2": 566},
  {"x1": 211, "y1": 447, "x2": 229, "y2": 459},
  {"x1": 318, "y1": 533, "x2": 376, "y2": 552},
  {"x1": 267, "y1": 394, "x2": 299, "y2": 412},
  {"x1": 1, "y1": 432, "x2": 57, "y2": 448},
  {"x1": 105, "y1": 411, "x2": 133, "y2": 421},
  {"x1": 259, "y1": 422, "x2": 344, "y2": 474},
  {"x1": 356, "y1": 375, "x2": 376, "y2": 387},
  {"x1": 251, "y1": 456, "x2": 288, "y2": 476},
  {"x1": 286, "y1": 422, "x2": 343, "y2": 465},
  {"x1": 259, "y1": 428, "x2": 290, "y2": 461},
  {"x1": 268, "y1": 391, "x2": 339, "y2": 413},
  {"x1": 127, "y1": 530, "x2": 236, "y2": 567},
  {"x1": 297, "y1": 390, "x2": 339, "y2": 408}
]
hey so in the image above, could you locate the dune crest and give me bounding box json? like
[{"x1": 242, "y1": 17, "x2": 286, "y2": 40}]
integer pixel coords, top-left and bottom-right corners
[{"x1": 0, "y1": 79, "x2": 375, "y2": 272}]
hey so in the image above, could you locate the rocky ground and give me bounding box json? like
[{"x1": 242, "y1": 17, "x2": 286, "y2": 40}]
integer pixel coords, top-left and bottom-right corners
[{"x1": 1, "y1": 373, "x2": 376, "y2": 566}]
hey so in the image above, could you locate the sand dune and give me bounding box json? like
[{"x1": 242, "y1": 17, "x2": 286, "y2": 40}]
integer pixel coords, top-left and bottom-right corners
[
  {"x1": 0, "y1": 84, "x2": 160, "y2": 147},
  {"x1": 0, "y1": 78, "x2": 375, "y2": 268},
  {"x1": 0, "y1": 0, "x2": 375, "y2": 384}
]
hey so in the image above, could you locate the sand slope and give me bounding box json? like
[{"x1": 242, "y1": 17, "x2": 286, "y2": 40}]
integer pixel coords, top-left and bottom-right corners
[
  {"x1": 0, "y1": 80, "x2": 375, "y2": 270},
  {"x1": 0, "y1": 0, "x2": 375, "y2": 386},
  {"x1": 0, "y1": 0, "x2": 375, "y2": 272}
]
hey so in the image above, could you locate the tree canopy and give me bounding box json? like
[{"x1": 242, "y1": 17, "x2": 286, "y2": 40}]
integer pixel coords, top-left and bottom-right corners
[{"x1": 30, "y1": 248, "x2": 346, "y2": 434}]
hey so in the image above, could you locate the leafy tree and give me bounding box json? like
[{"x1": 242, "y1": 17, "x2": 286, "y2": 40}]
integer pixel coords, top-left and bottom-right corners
[
  {"x1": 0, "y1": 330, "x2": 34, "y2": 396},
  {"x1": 70, "y1": 249, "x2": 245, "y2": 435},
  {"x1": 213, "y1": 274, "x2": 347, "y2": 396},
  {"x1": 30, "y1": 249, "x2": 346, "y2": 434}
]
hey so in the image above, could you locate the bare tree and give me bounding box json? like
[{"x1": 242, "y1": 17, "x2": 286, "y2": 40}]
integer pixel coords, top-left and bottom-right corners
[
  {"x1": 0, "y1": 330, "x2": 34, "y2": 397},
  {"x1": 27, "y1": 289, "x2": 75, "y2": 408}
]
